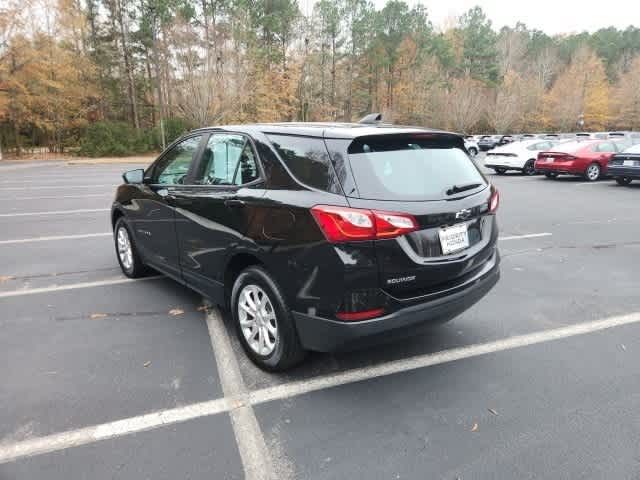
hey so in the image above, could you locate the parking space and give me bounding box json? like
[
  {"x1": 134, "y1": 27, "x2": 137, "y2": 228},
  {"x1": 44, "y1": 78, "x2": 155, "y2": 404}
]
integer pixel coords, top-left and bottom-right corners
[
  {"x1": 1, "y1": 159, "x2": 639, "y2": 479},
  {"x1": 0, "y1": 279, "x2": 220, "y2": 441}
]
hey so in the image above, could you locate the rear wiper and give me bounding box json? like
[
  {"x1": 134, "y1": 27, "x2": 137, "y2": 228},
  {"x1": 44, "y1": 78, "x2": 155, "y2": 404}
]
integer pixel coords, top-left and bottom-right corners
[{"x1": 446, "y1": 183, "x2": 482, "y2": 196}]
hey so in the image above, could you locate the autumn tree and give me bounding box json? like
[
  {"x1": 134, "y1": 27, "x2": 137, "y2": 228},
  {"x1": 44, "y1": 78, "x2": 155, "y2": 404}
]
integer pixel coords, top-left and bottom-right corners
[
  {"x1": 546, "y1": 47, "x2": 609, "y2": 131},
  {"x1": 611, "y1": 56, "x2": 640, "y2": 129}
]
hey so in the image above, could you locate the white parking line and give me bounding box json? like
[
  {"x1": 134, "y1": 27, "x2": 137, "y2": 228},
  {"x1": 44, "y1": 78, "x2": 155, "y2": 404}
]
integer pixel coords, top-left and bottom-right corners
[
  {"x1": 0, "y1": 194, "x2": 112, "y2": 201},
  {"x1": 1, "y1": 310, "x2": 639, "y2": 465},
  {"x1": 0, "y1": 208, "x2": 109, "y2": 217},
  {"x1": 0, "y1": 398, "x2": 230, "y2": 464},
  {"x1": 499, "y1": 232, "x2": 552, "y2": 241},
  {"x1": 206, "y1": 307, "x2": 278, "y2": 480},
  {"x1": 0, "y1": 276, "x2": 162, "y2": 298},
  {"x1": 0, "y1": 185, "x2": 117, "y2": 190},
  {"x1": 0, "y1": 233, "x2": 112, "y2": 245}
]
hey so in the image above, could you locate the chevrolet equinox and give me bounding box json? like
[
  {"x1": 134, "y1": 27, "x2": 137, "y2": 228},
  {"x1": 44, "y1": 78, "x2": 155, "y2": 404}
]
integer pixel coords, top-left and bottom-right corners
[{"x1": 111, "y1": 120, "x2": 500, "y2": 371}]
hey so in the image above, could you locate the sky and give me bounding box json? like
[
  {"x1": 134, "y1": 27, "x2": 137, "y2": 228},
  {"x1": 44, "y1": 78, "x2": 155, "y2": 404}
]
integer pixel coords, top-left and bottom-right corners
[
  {"x1": 409, "y1": 0, "x2": 638, "y2": 34},
  {"x1": 302, "y1": 0, "x2": 639, "y2": 34}
]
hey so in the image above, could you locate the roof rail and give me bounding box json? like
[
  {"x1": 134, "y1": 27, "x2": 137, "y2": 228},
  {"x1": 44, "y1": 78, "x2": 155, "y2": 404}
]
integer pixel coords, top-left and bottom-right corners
[{"x1": 358, "y1": 113, "x2": 383, "y2": 124}]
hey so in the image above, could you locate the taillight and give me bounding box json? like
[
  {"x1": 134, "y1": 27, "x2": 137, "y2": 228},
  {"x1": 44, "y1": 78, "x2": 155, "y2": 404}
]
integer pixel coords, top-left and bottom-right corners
[
  {"x1": 489, "y1": 186, "x2": 499, "y2": 213},
  {"x1": 311, "y1": 205, "x2": 418, "y2": 243}
]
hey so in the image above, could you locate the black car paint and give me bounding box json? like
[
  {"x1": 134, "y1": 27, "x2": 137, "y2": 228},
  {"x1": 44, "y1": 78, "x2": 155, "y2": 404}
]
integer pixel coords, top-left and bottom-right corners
[
  {"x1": 112, "y1": 124, "x2": 500, "y2": 351},
  {"x1": 608, "y1": 152, "x2": 640, "y2": 180}
]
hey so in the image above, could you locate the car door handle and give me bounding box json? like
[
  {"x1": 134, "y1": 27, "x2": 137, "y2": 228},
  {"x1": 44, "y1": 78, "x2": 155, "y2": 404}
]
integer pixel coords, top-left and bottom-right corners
[
  {"x1": 156, "y1": 188, "x2": 173, "y2": 198},
  {"x1": 224, "y1": 199, "x2": 245, "y2": 208}
]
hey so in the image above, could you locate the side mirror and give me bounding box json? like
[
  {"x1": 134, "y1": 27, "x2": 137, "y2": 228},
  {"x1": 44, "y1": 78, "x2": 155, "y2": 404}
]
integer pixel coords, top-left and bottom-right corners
[{"x1": 123, "y1": 169, "x2": 145, "y2": 184}]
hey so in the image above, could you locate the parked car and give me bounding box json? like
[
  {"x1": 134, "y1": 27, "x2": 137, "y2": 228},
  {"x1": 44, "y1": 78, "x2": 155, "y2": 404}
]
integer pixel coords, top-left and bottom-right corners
[
  {"x1": 575, "y1": 132, "x2": 593, "y2": 140},
  {"x1": 535, "y1": 139, "x2": 623, "y2": 181},
  {"x1": 539, "y1": 133, "x2": 561, "y2": 140},
  {"x1": 464, "y1": 136, "x2": 479, "y2": 156},
  {"x1": 478, "y1": 135, "x2": 513, "y2": 151},
  {"x1": 484, "y1": 139, "x2": 558, "y2": 175},
  {"x1": 478, "y1": 135, "x2": 499, "y2": 151},
  {"x1": 608, "y1": 144, "x2": 640, "y2": 185},
  {"x1": 111, "y1": 121, "x2": 501, "y2": 370}
]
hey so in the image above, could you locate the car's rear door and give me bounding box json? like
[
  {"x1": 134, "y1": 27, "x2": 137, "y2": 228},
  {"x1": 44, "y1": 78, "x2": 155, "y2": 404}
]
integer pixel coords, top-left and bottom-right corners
[
  {"x1": 133, "y1": 134, "x2": 204, "y2": 278},
  {"x1": 167, "y1": 132, "x2": 264, "y2": 302},
  {"x1": 341, "y1": 133, "x2": 499, "y2": 301}
]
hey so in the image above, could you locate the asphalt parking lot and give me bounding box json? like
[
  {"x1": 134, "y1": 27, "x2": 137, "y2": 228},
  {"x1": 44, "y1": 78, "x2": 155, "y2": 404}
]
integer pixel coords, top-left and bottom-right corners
[{"x1": 1, "y1": 157, "x2": 640, "y2": 479}]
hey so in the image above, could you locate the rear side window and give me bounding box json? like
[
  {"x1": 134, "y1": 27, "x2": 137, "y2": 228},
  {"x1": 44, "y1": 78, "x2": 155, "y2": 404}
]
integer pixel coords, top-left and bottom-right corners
[
  {"x1": 346, "y1": 135, "x2": 486, "y2": 201},
  {"x1": 195, "y1": 134, "x2": 259, "y2": 185},
  {"x1": 595, "y1": 142, "x2": 616, "y2": 153},
  {"x1": 267, "y1": 134, "x2": 342, "y2": 193}
]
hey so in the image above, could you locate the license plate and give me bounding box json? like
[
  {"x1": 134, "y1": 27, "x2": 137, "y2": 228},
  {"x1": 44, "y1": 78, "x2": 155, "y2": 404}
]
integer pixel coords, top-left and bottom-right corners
[
  {"x1": 439, "y1": 223, "x2": 470, "y2": 255},
  {"x1": 543, "y1": 158, "x2": 554, "y2": 163},
  {"x1": 623, "y1": 160, "x2": 636, "y2": 166}
]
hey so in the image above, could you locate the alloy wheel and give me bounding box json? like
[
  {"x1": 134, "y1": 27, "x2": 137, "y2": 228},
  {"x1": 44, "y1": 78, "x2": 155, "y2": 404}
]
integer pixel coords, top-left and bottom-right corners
[
  {"x1": 116, "y1": 226, "x2": 133, "y2": 270},
  {"x1": 238, "y1": 285, "x2": 278, "y2": 356},
  {"x1": 586, "y1": 164, "x2": 600, "y2": 181}
]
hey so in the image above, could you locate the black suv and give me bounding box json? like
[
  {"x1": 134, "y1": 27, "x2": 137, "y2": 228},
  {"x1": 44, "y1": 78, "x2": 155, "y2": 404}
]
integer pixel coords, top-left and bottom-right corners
[{"x1": 112, "y1": 121, "x2": 500, "y2": 370}]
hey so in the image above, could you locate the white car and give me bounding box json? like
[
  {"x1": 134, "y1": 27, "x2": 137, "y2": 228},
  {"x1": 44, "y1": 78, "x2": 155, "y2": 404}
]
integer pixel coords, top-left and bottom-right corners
[
  {"x1": 484, "y1": 139, "x2": 558, "y2": 175},
  {"x1": 464, "y1": 136, "x2": 479, "y2": 157}
]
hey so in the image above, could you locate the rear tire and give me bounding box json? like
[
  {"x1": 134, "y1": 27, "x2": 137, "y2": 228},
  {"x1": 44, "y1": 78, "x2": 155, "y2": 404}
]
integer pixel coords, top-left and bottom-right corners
[
  {"x1": 523, "y1": 159, "x2": 536, "y2": 176},
  {"x1": 468, "y1": 147, "x2": 478, "y2": 157},
  {"x1": 494, "y1": 168, "x2": 507, "y2": 175},
  {"x1": 585, "y1": 162, "x2": 601, "y2": 181},
  {"x1": 114, "y1": 218, "x2": 148, "y2": 278},
  {"x1": 615, "y1": 177, "x2": 632, "y2": 186},
  {"x1": 231, "y1": 266, "x2": 306, "y2": 371},
  {"x1": 545, "y1": 172, "x2": 558, "y2": 179}
]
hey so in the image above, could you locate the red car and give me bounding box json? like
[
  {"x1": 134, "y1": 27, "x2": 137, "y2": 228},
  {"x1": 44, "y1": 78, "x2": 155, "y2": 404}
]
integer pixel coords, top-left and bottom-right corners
[{"x1": 535, "y1": 140, "x2": 623, "y2": 181}]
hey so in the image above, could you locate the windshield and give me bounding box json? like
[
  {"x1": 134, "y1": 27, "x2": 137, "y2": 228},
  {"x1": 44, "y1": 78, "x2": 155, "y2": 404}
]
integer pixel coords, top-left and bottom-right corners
[{"x1": 347, "y1": 136, "x2": 486, "y2": 201}]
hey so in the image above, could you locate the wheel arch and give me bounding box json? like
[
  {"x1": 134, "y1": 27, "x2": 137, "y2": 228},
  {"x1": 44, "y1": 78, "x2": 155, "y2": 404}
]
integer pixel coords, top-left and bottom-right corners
[
  {"x1": 223, "y1": 251, "x2": 265, "y2": 307},
  {"x1": 111, "y1": 207, "x2": 125, "y2": 230}
]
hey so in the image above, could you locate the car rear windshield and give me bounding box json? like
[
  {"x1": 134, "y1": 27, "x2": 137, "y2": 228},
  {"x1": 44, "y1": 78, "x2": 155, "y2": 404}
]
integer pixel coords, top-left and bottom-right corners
[{"x1": 346, "y1": 135, "x2": 486, "y2": 201}]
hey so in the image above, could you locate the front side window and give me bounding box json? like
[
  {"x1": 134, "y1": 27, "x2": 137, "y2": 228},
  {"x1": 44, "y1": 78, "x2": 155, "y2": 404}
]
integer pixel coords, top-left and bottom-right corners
[
  {"x1": 153, "y1": 136, "x2": 203, "y2": 185},
  {"x1": 196, "y1": 134, "x2": 259, "y2": 186}
]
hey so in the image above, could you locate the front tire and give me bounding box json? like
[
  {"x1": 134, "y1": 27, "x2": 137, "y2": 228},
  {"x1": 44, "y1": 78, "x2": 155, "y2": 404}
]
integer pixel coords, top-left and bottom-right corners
[
  {"x1": 114, "y1": 218, "x2": 148, "y2": 278},
  {"x1": 231, "y1": 266, "x2": 306, "y2": 371},
  {"x1": 585, "y1": 162, "x2": 601, "y2": 181},
  {"x1": 468, "y1": 147, "x2": 478, "y2": 157},
  {"x1": 494, "y1": 167, "x2": 507, "y2": 175},
  {"x1": 615, "y1": 177, "x2": 632, "y2": 186},
  {"x1": 523, "y1": 159, "x2": 536, "y2": 176},
  {"x1": 545, "y1": 172, "x2": 558, "y2": 179}
]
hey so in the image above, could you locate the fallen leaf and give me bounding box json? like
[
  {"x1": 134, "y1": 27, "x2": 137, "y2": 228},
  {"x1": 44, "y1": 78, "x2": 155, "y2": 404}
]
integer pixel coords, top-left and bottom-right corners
[
  {"x1": 488, "y1": 408, "x2": 498, "y2": 416},
  {"x1": 169, "y1": 308, "x2": 184, "y2": 316},
  {"x1": 470, "y1": 423, "x2": 478, "y2": 432},
  {"x1": 143, "y1": 361, "x2": 151, "y2": 367},
  {"x1": 0, "y1": 275, "x2": 14, "y2": 283},
  {"x1": 90, "y1": 313, "x2": 108, "y2": 319}
]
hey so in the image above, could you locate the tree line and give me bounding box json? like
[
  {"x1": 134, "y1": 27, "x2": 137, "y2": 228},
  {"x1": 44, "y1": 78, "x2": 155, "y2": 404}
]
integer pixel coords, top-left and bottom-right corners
[{"x1": 2, "y1": 0, "x2": 640, "y2": 156}]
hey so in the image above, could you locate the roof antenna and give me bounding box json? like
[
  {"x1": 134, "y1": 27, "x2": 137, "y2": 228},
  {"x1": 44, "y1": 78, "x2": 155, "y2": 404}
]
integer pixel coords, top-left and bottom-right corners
[{"x1": 358, "y1": 113, "x2": 383, "y2": 124}]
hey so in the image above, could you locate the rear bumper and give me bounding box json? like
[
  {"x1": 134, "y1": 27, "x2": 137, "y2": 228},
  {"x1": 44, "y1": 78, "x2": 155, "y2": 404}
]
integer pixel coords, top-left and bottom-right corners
[
  {"x1": 485, "y1": 163, "x2": 521, "y2": 170},
  {"x1": 534, "y1": 162, "x2": 582, "y2": 175},
  {"x1": 608, "y1": 166, "x2": 640, "y2": 178},
  {"x1": 293, "y1": 251, "x2": 500, "y2": 352}
]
